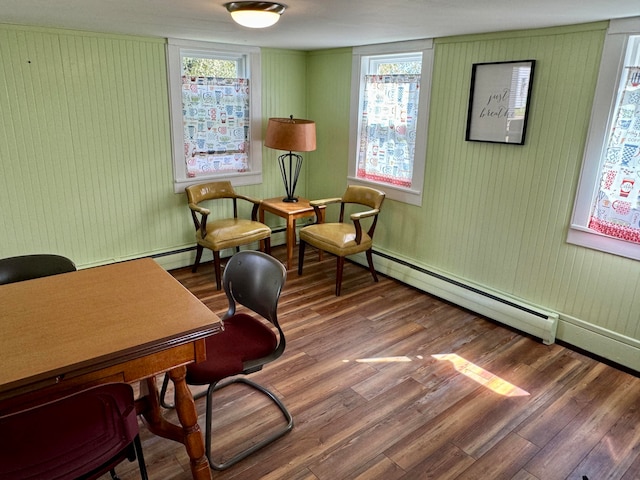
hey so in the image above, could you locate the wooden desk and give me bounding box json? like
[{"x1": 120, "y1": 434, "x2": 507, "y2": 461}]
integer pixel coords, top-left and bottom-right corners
[
  {"x1": 0, "y1": 258, "x2": 221, "y2": 480},
  {"x1": 259, "y1": 197, "x2": 324, "y2": 270}
]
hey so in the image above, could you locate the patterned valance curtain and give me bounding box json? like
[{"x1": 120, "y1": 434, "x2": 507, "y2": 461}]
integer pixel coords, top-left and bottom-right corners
[
  {"x1": 182, "y1": 76, "x2": 250, "y2": 178},
  {"x1": 357, "y1": 74, "x2": 420, "y2": 188},
  {"x1": 589, "y1": 67, "x2": 640, "y2": 244}
]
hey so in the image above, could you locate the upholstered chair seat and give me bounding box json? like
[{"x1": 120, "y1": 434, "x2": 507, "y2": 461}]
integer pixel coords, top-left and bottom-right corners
[
  {"x1": 185, "y1": 312, "x2": 277, "y2": 384},
  {"x1": 0, "y1": 383, "x2": 147, "y2": 480},
  {"x1": 195, "y1": 218, "x2": 271, "y2": 252},
  {"x1": 298, "y1": 222, "x2": 373, "y2": 257}
]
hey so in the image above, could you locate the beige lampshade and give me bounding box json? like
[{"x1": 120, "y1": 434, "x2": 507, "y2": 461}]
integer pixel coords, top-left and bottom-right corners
[{"x1": 265, "y1": 117, "x2": 316, "y2": 152}]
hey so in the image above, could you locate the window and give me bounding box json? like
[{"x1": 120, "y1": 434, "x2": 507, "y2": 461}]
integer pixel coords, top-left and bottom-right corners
[
  {"x1": 569, "y1": 17, "x2": 640, "y2": 260},
  {"x1": 349, "y1": 40, "x2": 433, "y2": 206},
  {"x1": 167, "y1": 39, "x2": 262, "y2": 193}
]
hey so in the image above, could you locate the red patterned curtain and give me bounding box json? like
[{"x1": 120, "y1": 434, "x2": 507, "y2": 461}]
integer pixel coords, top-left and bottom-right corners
[
  {"x1": 357, "y1": 74, "x2": 421, "y2": 188},
  {"x1": 589, "y1": 67, "x2": 640, "y2": 244}
]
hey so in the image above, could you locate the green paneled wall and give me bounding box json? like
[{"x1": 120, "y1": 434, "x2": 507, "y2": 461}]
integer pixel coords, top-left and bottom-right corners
[
  {"x1": 0, "y1": 27, "x2": 181, "y2": 267},
  {"x1": 0, "y1": 27, "x2": 308, "y2": 267},
  {"x1": 306, "y1": 23, "x2": 640, "y2": 351},
  {"x1": 432, "y1": 26, "x2": 640, "y2": 342},
  {"x1": 260, "y1": 48, "x2": 309, "y2": 200},
  {"x1": 305, "y1": 48, "x2": 352, "y2": 201}
]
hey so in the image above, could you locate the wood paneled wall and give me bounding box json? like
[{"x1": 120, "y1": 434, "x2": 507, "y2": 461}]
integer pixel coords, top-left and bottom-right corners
[
  {"x1": 1, "y1": 27, "x2": 184, "y2": 266},
  {"x1": 0, "y1": 27, "x2": 308, "y2": 268}
]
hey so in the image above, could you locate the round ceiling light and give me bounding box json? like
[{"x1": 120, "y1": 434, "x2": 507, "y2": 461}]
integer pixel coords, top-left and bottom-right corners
[{"x1": 224, "y1": 2, "x2": 287, "y2": 29}]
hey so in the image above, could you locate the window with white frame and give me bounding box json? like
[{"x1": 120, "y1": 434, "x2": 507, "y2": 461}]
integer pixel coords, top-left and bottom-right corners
[
  {"x1": 349, "y1": 40, "x2": 433, "y2": 206},
  {"x1": 167, "y1": 39, "x2": 262, "y2": 193},
  {"x1": 568, "y1": 17, "x2": 640, "y2": 260}
]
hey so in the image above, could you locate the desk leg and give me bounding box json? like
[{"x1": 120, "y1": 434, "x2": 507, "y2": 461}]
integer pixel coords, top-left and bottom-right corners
[
  {"x1": 170, "y1": 366, "x2": 212, "y2": 480},
  {"x1": 142, "y1": 369, "x2": 212, "y2": 480}
]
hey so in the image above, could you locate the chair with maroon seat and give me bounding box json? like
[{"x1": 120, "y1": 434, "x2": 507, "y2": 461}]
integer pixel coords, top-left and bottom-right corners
[
  {"x1": 160, "y1": 250, "x2": 292, "y2": 470},
  {"x1": 0, "y1": 383, "x2": 148, "y2": 480}
]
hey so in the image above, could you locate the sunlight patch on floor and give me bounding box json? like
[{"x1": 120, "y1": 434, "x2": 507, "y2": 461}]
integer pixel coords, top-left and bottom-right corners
[
  {"x1": 342, "y1": 353, "x2": 528, "y2": 397},
  {"x1": 433, "y1": 353, "x2": 530, "y2": 397},
  {"x1": 351, "y1": 356, "x2": 414, "y2": 363}
]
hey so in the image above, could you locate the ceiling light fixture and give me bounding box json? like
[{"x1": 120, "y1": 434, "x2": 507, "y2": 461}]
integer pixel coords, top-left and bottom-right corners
[{"x1": 224, "y1": 2, "x2": 286, "y2": 29}]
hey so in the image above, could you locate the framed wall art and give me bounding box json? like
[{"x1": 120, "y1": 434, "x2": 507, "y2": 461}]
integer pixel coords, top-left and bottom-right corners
[{"x1": 465, "y1": 59, "x2": 536, "y2": 145}]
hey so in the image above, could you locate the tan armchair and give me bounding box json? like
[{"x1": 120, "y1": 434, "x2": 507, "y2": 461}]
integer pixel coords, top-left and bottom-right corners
[
  {"x1": 298, "y1": 185, "x2": 385, "y2": 296},
  {"x1": 186, "y1": 181, "x2": 271, "y2": 290}
]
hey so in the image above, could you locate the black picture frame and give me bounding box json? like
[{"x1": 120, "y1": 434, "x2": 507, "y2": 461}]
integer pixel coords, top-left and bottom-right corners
[{"x1": 465, "y1": 59, "x2": 536, "y2": 145}]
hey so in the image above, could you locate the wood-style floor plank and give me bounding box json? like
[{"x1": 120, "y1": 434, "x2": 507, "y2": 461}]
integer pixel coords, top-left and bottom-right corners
[{"x1": 101, "y1": 246, "x2": 640, "y2": 480}]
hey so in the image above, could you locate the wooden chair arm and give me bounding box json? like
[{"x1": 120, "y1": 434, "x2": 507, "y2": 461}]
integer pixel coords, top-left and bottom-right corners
[
  {"x1": 350, "y1": 208, "x2": 380, "y2": 221},
  {"x1": 311, "y1": 205, "x2": 324, "y2": 223},
  {"x1": 188, "y1": 203, "x2": 210, "y2": 237},
  {"x1": 235, "y1": 194, "x2": 261, "y2": 206},
  {"x1": 353, "y1": 218, "x2": 363, "y2": 244},
  {"x1": 234, "y1": 195, "x2": 262, "y2": 221},
  {"x1": 351, "y1": 209, "x2": 380, "y2": 244},
  {"x1": 309, "y1": 197, "x2": 342, "y2": 207},
  {"x1": 308, "y1": 197, "x2": 341, "y2": 224},
  {"x1": 188, "y1": 203, "x2": 211, "y2": 216}
]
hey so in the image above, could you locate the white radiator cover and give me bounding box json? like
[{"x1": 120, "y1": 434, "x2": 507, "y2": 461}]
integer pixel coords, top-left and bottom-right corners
[{"x1": 364, "y1": 250, "x2": 559, "y2": 345}]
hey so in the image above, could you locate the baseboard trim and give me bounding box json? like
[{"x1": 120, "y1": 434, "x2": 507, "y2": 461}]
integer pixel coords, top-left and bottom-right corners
[
  {"x1": 557, "y1": 313, "x2": 640, "y2": 373},
  {"x1": 367, "y1": 249, "x2": 558, "y2": 345}
]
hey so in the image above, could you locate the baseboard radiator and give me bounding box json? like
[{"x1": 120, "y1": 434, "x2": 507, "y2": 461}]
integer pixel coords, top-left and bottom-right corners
[{"x1": 372, "y1": 251, "x2": 559, "y2": 345}]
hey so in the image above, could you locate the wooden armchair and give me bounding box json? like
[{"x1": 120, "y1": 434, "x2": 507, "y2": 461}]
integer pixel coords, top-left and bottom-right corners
[
  {"x1": 298, "y1": 185, "x2": 385, "y2": 296},
  {"x1": 186, "y1": 181, "x2": 271, "y2": 290}
]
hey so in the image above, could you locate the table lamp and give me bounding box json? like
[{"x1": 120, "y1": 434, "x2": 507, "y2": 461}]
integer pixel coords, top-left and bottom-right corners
[{"x1": 265, "y1": 115, "x2": 316, "y2": 202}]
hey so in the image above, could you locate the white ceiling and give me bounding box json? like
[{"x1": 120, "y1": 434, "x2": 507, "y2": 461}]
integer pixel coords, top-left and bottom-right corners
[{"x1": 0, "y1": 0, "x2": 638, "y2": 50}]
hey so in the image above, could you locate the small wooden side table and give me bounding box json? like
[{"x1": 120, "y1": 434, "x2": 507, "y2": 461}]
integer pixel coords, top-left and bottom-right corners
[{"x1": 259, "y1": 197, "x2": 324, "y2": 270}]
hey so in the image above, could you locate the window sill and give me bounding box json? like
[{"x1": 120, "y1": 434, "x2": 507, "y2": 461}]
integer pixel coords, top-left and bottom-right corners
[
  {"x1": 347, "y1": 176, "x2": 422, "y2": 206},
  {"x1": 173, "y1": 170, "x2": 263, "y2": 194},
  {"x1": 567, "y1": 225, "x2": 640, "y2": 261}
]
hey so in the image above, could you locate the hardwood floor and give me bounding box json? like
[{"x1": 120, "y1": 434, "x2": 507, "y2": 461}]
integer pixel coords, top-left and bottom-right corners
[{"x1": 107, "y1": 246, "x2": 640, "y2": 480}]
